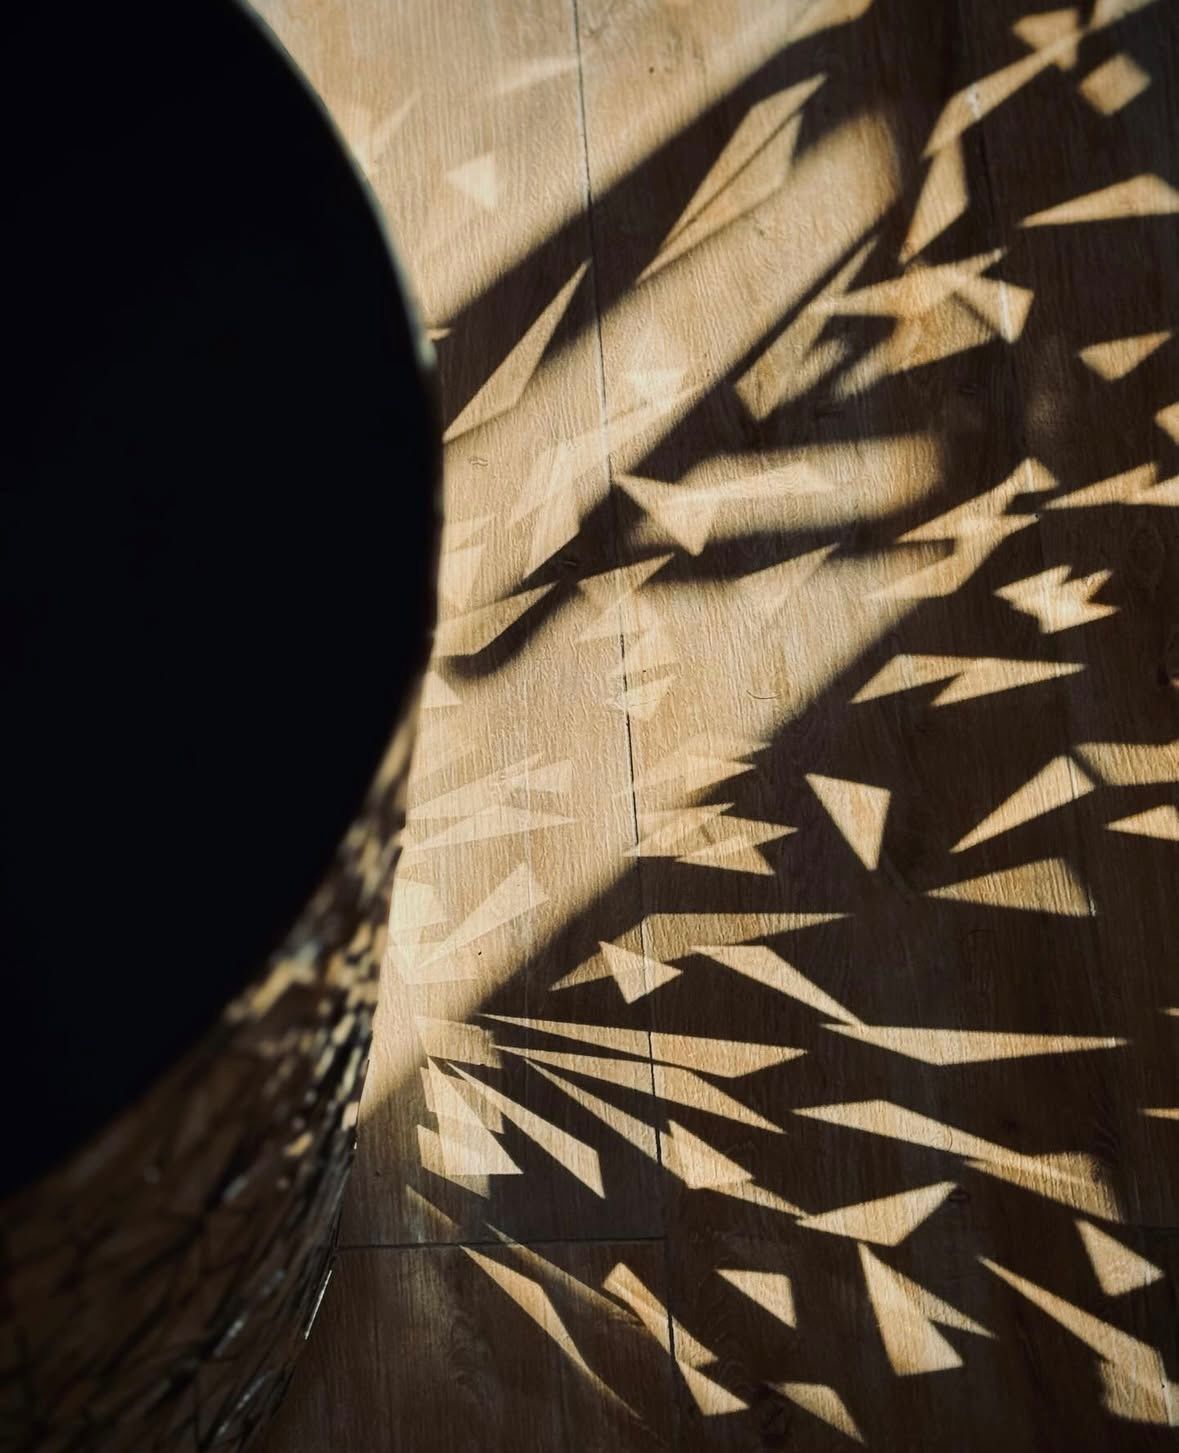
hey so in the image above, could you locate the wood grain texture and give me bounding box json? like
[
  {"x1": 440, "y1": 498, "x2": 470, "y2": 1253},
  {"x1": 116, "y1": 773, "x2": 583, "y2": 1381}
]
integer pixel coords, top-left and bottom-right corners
[
  {"x1": 257, "y1": 1242, "x2": 677, "y2": 1453},
  {"x1": 250, "y1": 0, "x2": 1178, "y2": 1447}
]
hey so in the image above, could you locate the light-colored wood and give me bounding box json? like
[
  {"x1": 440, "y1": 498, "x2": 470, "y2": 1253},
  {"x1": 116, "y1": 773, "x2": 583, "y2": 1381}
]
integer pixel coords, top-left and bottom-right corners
[
  {"x1": 252, "y1": 0, "x2": 663, "y2": 1248},
  {"x1": 251, "y1": 0, "x2": 1178, "y2": 1447},
  {"x1": 257, "y1": 1242, "x2": 677, "y2": 1452}
]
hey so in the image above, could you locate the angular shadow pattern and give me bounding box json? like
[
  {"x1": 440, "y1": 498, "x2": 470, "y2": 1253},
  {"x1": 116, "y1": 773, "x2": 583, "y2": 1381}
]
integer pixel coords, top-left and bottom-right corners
[{"x1": 262, "y1": 1, "x2": 1179, "y2": 1448}]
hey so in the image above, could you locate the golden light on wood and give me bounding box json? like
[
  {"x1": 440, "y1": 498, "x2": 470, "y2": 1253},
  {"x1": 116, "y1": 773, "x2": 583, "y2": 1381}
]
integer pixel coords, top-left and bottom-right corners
[
  {"x1": 927, "y1": 858, "x2": 1092, "y2": 916},
  {"x1": 242, "y1": 0, "x2": 1179, "y2": 1445},
  {"x1": 860, "y1": 1245, "x2": 992, "y2": 1375},
  {"x1": 799, "y1": 1181, "x2": 957, "y2": 1246},
  {"x1": 951, "y1": 754, "x2": 1094, "y2": 852},
  {"x1": 701, "y1": 945, "x2": 860, "y2": 1023},
  {"x1": 1078, "y1": 333, "x2": 1170, "y2": 380},
  {"x1": 995, "y1": 566, "x2": 1118, "y2": 634},
  {"x1": 805, "y1": 773, "x2": 891, "y2": 870},
  {"x1": 717, "y1": 1268, "x2": 796, "y2": 1327},
  {"x1": 1078, "y1": 53, "x2": 1152, "y2": 114},
  {"x1": 1022, "y1": 173, "x2": 1179, "y2": 226},
  {"x1": 825, "y1": 1025, "x2": 1126, "y2": 1065},
  {"x1": 773, "y1": 1382, "x2": 864, "y2": 1443},
  {"x1": 852, "y1": 652, "x2": 1085, "y2": 706},
  {"x1": 982, "y1": 1259, "x2": 1177, "y2": 1424},
  {"x1": 1076, "y1": 1220, "x2": 1165, "y2": 1296},
  {"x1": 1106, "y1": 804, "x2": 1179, "y2": 840}
]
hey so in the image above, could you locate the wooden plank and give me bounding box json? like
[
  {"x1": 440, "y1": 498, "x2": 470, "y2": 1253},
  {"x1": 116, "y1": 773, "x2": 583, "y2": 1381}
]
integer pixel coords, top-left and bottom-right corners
[
  {"x1": 572, "y1": 0, "x2": 1179, "y2": 1447},
  {"x1": 951, "y1": 0, "x2": 1179, "y2": 1227},
  {"x1": 251, "y1": 0, "x2": 1177, "y2": 1447},
  {"x1": 946, "y1": 0, "x2": 1179, "y2": 1394},
  {"x1": 251, "y1": 0, "x2": 663, "y2": 1246},
  {"x1": 252, "y1": 1242, "x2": 677, "y2": 1453}
]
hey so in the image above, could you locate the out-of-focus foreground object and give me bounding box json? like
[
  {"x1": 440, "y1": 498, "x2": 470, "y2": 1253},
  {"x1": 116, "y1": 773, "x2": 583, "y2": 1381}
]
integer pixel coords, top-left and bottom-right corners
[{"x1": 1, "y1": 0, "x2": 439, "y2": 1446}]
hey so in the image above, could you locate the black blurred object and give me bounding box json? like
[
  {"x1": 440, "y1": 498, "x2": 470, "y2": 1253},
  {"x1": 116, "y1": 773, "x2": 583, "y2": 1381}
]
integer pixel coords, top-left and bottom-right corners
[
  {"x1": 2, "y1": 4, "x2": 437, "y2": 1446},
  {"x1": 3, "y1": 0, "x2": 438, "y2": 1196}
]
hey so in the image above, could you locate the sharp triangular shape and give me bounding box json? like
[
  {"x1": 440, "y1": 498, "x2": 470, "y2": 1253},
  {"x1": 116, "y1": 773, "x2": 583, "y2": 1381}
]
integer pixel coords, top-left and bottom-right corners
[
  {"x1": 735, "y1": 241, "x2": 875, "y2": 418},
  {"x1": 412, "y1": 804, "x2": 575, "y2": 851},
  {"x1": 774, "y1": 1383, "x2": 863, "y2": 1443},
  {"x1": 390, "y1": 878, "x2": 447, "y2": 932},
  {"x1": 419, "y1": 669, "x2": 461, "y2": 710},
  {"x1": 643, "y1": 77, "x2": 824, "y2": 279},
  {"x1": 718, "y1": 1269, "x2": 796, "y2": 1326},
  {"x1": 794, "y1": 1100, "x2": 1120, "y2": 1216},
  {"x1": 678, "y1": 817, "x2": 793, "y2": 876},
  {"x1": 485, "y1": 1014, "x2": 647, "y2": 1059},
  {"x1": 418, "y1": 862, "x2": 547, "y2": 968},
  {"x1": 578, "y1": 553, "x2": 673, "y2": 615},
  {"x1": 663, "y1": 1121, "x2": 751, "y2": 1189},
  {"x1": 853, "y1": 652, "x2": 1084, "y2": 706},
  {"x1": 982, "y1": 1258, "x2": 1174, "y2": 1424},
  {"x1": 611, "y1": 675, "x2": 676, "y2": 720},
  {"x1": 426, "y1": 1061, "x2": 488, "y2": 1129},
  {"x1": 499, "y1": 1047, "x2": 780, "y2": 1133},
  {"x1": 553, "y1": 941, "x2": 681, "y2": 1002},
  {"x1": 454, "y1": 1068, "x2": 605, "y2": 1197},
  {"x1": 445, "y1": 263, "x2": 588, "y2": 438},
  {"x1": 1024, "y1": 174, "x2": 1179, "y2": 226},
  {"x1": 806, "y1": 773, "x2": 891, "y2": 869},
  {"x1": 1106, "y1": 805, "x2": 1179, "y2": 841},
  {"x1": 1077, "y1": 1220, "x2": 1165, "y2": 1296},
  {"x1": 446, "y1": 152, "x2": 499, "y2": 210},
  {"x1": 873, "y1": 464, "x2": 1040, "y2": 602},
  {"x1": 463, "y1": 1248, "x2": 619, "y2": 1404},
  {"x1": 485, "y1": 1013, "x2": 801, "y2": 1079},
  {"x1": 418, "y1": 1117, "x2": 519, "y2": 1182},
  {"x1": 824, "y1": 249, "x2": 1003, "y2": 320},
  {"x1": 632, "y1": 805, "x2": 791, "y2": 875},
  {"x1": 737, "y1": 545, "x2": 837, "y2": 618},
  {"x1": 632, "y1": 805, "x2": 730, "y2": 856},
  {"x1": 800, "y1": 1182, "x2": 956, "y2": 1246},
  {"x1": 1012, "y1": 9, "x2": 1080, "y2": 67},
  {"x1": 617, "y1": 475, "x2": 720, "y2": 555},
  {"x1": 532, "y1": 1064, "x2": 659, "y2": 1159},
  {"x1": 701, "y1": 944, "x2": 859, "y2": 1023},
  {"x1": 936, "y1": 656, "x2": 1084, "y2": 704},
  {"x1": 605, "y1": 1265, "x2": 723, "y2": 1387},
  {"x1": 826, "y1": 1024, "x2": 1125, "y2": 1065},
  {"x1": 953, "y1": 754, "x2": 1093, "y2": 852},
  {"x1": 831, "y1": 298, "x2": 995, "y2": 399},
  {"x1": 648, "y1": 1033, "x2": 804, "y2": 1078},
  {"x1": 860, "y1": 1246, "x2": 991, "y2": 1375},
  {"x1": 900, "y1": 140, "x2": 968, "y2": 262},
  {"x1": 1079, "y1": 332, "x2": 1170, "y2": 380},
  {"x1": 928, "y1": 858, "x2": 1091, "y2": 915},
  {"x1": 678, "y1": 1362, "x2": 749, "y2": 1415},
  {"x1": 680, "y1": 910, "x2": 847, "y2": 948},
  {"x1": 433, "y1": 584, "x2": 554, "y2": 657},
  {"x1": 1076, "y1": 740, "x2": 1179, "y2": 785},
  {"x1": 953, "y1": 271, "x2": 1034, "y2": 340},
  {"x1": 966, "y1": 1153, "x2": 1120, "y2": 1219},
  {"x1": 635, "y1": 734, "x2": 759, "y2": 795}
]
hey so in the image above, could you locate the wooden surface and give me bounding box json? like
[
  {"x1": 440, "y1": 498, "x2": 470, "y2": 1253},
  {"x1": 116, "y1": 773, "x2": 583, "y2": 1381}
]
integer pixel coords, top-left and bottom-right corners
[{"x1": 249, "y1": 0, "x2": 1178, "y2": 1447}]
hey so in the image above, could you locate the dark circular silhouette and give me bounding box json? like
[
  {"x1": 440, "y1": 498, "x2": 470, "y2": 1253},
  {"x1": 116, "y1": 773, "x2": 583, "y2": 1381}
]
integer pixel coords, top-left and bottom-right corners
[{"x1": 4, "y1": 0, "x2": 439, "y2": 1198}]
